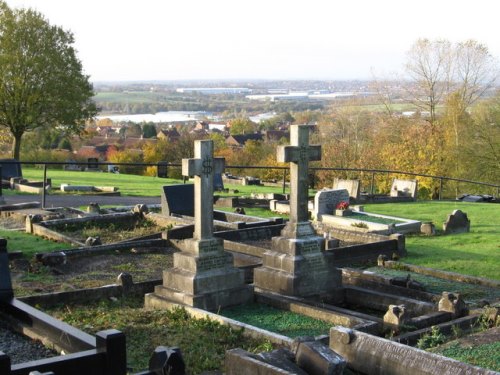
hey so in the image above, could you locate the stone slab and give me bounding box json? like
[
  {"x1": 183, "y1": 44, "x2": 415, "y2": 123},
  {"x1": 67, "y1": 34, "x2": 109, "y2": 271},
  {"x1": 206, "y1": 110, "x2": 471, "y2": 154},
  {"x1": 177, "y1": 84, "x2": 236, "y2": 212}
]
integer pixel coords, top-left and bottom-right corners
[{"x1": 330, "y1": 327, "x2": 496, "y2": 375}]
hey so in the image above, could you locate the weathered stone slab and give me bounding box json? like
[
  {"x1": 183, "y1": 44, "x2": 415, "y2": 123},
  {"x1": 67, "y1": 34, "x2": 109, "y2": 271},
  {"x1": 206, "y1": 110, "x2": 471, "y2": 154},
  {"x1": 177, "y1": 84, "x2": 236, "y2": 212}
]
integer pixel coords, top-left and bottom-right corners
[
  {"x1": 333, "y1": 178, "x2": 360, "y2": 200},
  {"x1": 161, "y1": 184, "x2": 194, "y2": 216},
  {"x1": 443, "y1": 209, "x2": 470, "y2": 234},
  {"x1": 295, "y1": 340, "x2": 346, "y2": 375},
  {"x1": 225, "y1": 348, "x2": 297, "y2": 375},
  {"x1": 330, "y1": 326, "x2": 496, "y2": 375},
  {"x1": 390, "y1": 178, "x2": 418, "y2": 199},
  {"x1": 312, "y1": 189, "x2": 349, "y2": 220}
]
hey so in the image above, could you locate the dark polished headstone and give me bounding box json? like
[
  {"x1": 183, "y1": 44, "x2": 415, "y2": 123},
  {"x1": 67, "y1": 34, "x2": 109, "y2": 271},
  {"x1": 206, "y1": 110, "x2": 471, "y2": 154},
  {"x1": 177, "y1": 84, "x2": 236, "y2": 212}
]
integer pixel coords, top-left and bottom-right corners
[
  {"x1": 161, "y1": 184, "x2": 194, "y2": 216},
  {"x1": 0, "y1": 158, "x2": 22, "y2": 180}
]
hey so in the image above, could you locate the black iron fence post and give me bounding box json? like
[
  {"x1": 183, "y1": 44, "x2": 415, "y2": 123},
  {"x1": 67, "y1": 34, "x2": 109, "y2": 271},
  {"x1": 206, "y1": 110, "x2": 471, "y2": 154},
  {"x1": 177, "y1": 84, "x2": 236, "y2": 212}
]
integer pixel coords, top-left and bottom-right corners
[
  {"x1": 439, "y1": 177, "x2": 443, "y2": 201},
  {"x1": 0, "y1": 166, "x2": 2, "y2": 197},
  {"x1": 370, "y1": 172, "x2": 375, "y2": 195},
  {"x1": 42, "y1": 164, "x2": 47, "y2": 208}
]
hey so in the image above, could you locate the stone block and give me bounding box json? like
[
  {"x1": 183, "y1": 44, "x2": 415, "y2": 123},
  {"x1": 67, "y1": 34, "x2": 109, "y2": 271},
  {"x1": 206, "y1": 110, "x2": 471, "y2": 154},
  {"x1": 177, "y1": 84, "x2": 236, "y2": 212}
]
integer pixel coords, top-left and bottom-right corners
[
  {"x1": 383, "y1": 304, "x2": 407, "y2": 329},
  {"x1": 225, "y1": 348, "x2": 296, "y2": 375},
  {"x1": 295, "y1": 340, "x2": 346, "y2": 375},
  {"x1": 148, "y1": 346, "x2": 185, "y2": 375},
  {"x1": 438, "y1": 292, "x2": 468, "y2": 318}
]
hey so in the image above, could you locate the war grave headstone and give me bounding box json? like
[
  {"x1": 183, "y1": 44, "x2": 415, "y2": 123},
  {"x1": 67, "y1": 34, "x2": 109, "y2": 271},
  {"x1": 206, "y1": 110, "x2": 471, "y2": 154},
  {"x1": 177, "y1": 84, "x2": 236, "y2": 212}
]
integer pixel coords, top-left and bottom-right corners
[
  {"x1": 86, "y1": 157, "x2": 99, "y2": 171},
  {"x1": 146, "y1": 140, "x2": 252, "y2": 310},
  {"x1": 312, "y1": 189, "x2": 350, "y2": 220},
  {"x1": 390, "y1": 178, "x2": 418, "y2": 200},
  {"x1": 333, "y1": 178, "x2": 360, "y2": 200},
  {"x1": 254, "y1": 125, "x2": 342, "y2": 297}
]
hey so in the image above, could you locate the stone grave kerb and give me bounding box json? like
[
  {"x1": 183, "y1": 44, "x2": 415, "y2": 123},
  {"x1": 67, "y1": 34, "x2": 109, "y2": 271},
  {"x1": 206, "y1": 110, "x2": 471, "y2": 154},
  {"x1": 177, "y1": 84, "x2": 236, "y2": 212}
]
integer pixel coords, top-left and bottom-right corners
[
  {"x1": 277, "y1": 124, "x2": 321, "y2": 238},
  {"x1": 182, "y1": 140, "x2": 224, "y2": 242}
]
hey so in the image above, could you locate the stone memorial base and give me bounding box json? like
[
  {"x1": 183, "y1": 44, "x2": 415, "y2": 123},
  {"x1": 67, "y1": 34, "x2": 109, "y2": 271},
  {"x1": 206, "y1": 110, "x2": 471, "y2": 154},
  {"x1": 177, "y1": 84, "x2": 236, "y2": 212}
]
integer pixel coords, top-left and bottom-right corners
[
  {"x1": 254, "y1": 222, "x2": 342, "y2": 297},
  {"x1": 145, "y1": 237, "x2": 252, "y2": 311}
]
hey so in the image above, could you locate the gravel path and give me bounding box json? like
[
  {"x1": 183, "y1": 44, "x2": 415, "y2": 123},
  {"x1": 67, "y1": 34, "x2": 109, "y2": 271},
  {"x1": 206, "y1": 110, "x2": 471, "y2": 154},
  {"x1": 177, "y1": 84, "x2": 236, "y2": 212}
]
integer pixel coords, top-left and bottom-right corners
[{"x1": 0, "y1": 320, "x2": 57, "y2": 364}]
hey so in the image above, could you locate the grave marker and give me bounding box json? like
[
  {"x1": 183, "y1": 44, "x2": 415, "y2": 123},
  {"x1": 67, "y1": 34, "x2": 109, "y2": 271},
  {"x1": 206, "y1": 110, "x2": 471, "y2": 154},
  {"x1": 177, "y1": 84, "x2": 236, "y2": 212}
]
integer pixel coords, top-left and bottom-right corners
[
  {"x1": 146, "y1": 140, "x2": 252, "y2": 311},
  {"x1": 390, "y1": 178, "x2": 418, "y2": 200},
  {"x1": 333, "y1": 178, "x2": 360, "y2": 200},
  {"x1": 443, "y1": 210, "x2": 470, "y2": 234},
  {"x1": 0, "y1": 159, "x2": 22, "y2": 180},
  {"x1": 161, "y1": 184, "x2": 194, "y2": 216},
  {"x1": 254, "y1": 125, "x2": 342, "y2": 297},
  {"x1": 313, "y1": 189, "x2": 350, "y2": 220}
]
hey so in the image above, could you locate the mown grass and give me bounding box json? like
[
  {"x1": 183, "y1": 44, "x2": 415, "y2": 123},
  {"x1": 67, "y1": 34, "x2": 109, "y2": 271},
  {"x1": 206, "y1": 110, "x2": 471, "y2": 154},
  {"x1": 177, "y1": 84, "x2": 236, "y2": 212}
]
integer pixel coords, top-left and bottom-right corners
[
  {"x1": 46, "y1": 297, "x2": 274, "y2": 373},
  {"x1": 364, "y1": 201, "x2": 499, "y2": 280},
  {"x1": 0, "y1": 229, "x2": 70, "y2": 257},
  {"x1": 22, "y1": 167, "x2": 289, "y2": 197},
  {"x1": 431, "y1": 341, "x2": 500, "y2": 371}
]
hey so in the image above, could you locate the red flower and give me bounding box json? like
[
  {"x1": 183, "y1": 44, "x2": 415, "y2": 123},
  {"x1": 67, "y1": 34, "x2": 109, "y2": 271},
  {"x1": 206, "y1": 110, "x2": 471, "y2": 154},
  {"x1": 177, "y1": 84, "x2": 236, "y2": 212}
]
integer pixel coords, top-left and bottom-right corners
[{"x1": 336, "y1": 201, "x2": 349, "y2": 210}]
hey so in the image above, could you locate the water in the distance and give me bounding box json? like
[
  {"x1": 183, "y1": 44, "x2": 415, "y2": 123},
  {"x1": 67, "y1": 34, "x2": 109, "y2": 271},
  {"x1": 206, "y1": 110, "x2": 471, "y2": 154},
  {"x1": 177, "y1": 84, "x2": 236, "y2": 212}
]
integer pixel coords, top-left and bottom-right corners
[{"x1": 96, "y1": 111, "x2": 212, "y2": 123}]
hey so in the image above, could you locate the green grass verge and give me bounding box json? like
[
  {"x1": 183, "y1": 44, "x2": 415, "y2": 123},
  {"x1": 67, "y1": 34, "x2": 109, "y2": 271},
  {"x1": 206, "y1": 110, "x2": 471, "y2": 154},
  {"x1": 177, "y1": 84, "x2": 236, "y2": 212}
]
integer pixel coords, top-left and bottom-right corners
[
  {"x1": 431, "y1": 341, "x2": 500, "y2": 372},
  {"x1": 216, "y1": 206, "x2": 289, "y2": 219},
  {"x1": 0, "y1": 229, "x2": 70, "y2": 257},
  {"x1": 46, "y1": 297, "x2": 273, "y2": 373},
  {"x1": 221, "y1": 303, "x2": 332, "y2": 338},
  {"x1": 364, "y1": 201, "x2": 499, "y2": 280}
]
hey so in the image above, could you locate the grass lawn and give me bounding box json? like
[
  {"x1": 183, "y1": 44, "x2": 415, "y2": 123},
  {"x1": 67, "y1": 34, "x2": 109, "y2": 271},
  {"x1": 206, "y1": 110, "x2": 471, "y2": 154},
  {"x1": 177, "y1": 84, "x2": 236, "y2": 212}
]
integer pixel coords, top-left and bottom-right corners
[
  {"x1": 21, "y1": 168, "x2": 290, "y2": 197},
  {"x1": 364, "y1": 201, "x2": 499, "y2": 280},
  {"x1": 0, "y1": 229, "x2": 70, "y2": 257},
  {"x1": 46, "y1": 297, "x2": 273, "y2": 373}
]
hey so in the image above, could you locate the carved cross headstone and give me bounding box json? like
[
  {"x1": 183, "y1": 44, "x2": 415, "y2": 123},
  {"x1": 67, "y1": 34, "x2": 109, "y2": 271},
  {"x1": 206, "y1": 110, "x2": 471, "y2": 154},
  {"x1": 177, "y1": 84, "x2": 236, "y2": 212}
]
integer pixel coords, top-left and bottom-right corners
[
  {"x1": 182, "y1": 140, "x2": 224, "y2": 240},
  {"x1": 277, "y1": 125, "x2": 321, "y2": 223}
]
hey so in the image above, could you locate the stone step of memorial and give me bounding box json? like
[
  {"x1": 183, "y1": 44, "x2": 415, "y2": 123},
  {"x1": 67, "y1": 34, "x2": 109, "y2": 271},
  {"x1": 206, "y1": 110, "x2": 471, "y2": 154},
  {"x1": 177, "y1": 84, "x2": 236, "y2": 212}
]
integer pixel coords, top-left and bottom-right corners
[{"x1": 161, "y1": 266, "x2": 247, "y2": 295}]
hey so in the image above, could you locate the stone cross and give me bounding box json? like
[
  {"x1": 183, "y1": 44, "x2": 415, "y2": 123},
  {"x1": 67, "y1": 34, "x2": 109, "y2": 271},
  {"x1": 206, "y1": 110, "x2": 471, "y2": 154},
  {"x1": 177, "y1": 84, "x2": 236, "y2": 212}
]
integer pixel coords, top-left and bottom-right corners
[
  {"x1": 182, "y1": 140, "x2": 225, "y2": 240},
  {"x1": 277, "y1": 125, "x2": 321, "y2": 223}
]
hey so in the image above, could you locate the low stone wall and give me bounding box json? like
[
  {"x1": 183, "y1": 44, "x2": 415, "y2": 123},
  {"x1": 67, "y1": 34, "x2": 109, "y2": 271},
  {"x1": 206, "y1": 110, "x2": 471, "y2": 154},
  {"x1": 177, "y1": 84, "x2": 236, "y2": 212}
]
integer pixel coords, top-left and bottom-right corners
[
  {"x1": 19, "y1": 278, "x2": 162, "y2": 307},
  {"x1": 382, "y1": 261, "x2": 500, "y2": 289},
  {"x1": 330, "y1": 327, "x2": 496, "y2": 375}
]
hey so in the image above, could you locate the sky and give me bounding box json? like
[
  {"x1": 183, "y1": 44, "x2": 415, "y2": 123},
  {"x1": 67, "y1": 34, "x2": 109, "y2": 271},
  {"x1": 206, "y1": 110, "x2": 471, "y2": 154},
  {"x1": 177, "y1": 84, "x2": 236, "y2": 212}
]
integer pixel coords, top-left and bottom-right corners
[{"x1": 5, "y1": 0, "x2": 500, "y2": 82}]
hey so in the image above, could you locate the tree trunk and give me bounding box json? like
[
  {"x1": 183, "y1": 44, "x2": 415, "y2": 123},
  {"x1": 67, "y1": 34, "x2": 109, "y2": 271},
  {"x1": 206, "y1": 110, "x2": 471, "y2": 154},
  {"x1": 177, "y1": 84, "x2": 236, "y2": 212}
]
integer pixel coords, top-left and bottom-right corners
[{"x1": 12, "y1": 134, "x2": 22, "y2": 160}]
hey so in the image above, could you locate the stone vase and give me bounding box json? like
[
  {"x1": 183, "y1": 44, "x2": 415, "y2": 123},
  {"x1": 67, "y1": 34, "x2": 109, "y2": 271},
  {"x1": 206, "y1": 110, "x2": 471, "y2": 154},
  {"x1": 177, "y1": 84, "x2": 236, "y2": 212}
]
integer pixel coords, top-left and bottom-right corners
[{"x1": 335, "y1": 209, "x2": 352, "y2": 216}]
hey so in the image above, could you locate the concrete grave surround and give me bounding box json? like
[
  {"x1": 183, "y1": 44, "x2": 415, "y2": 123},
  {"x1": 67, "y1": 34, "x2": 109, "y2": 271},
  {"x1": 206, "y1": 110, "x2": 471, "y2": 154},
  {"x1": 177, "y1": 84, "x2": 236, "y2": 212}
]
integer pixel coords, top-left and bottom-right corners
[
  {"x1": 146, "y1": 140, "x2": 252, "y2": 311},
  {"x1": 443, "y1": 210, "x2": 470, "y2": 234},
  {"x1": 254, "y1": 125, "x2": 342, "y2": 297},
  {"x1": 333, "y1": 178, "x2": 360, "y2": 200},
  {"x1": 312, "y1": 189, "x2": 350, "y2": 220},
  {"x1": 390, "y1": 178, "x2": 418, "y2": 199}
]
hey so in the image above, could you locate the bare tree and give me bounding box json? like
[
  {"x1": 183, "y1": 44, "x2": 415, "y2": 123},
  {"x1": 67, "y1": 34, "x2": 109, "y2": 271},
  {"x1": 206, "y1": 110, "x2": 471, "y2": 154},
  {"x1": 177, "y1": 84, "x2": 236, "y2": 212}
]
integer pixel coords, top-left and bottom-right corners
[{"x1": 405, "y1": 39, "x2": 453, "y2": 125}]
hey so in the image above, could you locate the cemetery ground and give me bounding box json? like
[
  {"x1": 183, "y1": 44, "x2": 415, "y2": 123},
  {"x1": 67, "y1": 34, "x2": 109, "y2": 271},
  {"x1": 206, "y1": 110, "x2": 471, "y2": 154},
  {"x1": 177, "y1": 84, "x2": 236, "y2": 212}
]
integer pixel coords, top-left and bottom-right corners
[{"x1": 1, "y1": 171, "x2": 499, "y2": 373}]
